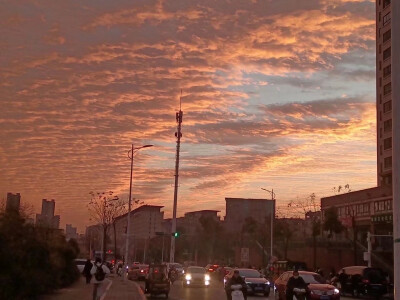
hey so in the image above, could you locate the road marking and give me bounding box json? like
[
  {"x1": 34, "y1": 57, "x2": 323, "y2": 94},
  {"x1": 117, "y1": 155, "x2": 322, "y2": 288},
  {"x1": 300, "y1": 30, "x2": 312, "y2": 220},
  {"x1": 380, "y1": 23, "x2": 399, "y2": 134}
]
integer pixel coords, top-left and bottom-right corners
[{"x1": 100, "y1": 279, "x2": 113, "y2": 300}]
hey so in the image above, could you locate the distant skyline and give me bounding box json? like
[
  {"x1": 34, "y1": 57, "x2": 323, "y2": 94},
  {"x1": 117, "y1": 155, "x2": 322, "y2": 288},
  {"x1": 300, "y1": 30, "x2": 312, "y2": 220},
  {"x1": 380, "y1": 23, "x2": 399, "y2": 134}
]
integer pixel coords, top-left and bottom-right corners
[{"x1": 1, "y1": 0, "x2": 377, "y2": 231}]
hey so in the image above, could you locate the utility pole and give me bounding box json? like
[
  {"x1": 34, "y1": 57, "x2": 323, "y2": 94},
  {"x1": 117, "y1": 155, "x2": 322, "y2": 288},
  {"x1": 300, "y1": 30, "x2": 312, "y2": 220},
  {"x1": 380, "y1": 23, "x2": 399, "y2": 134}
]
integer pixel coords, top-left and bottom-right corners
[
  {"x1": 392, "y1": 0, "x2": 400, "y2": 295},
  {"x1": 170, "y1": 91, "x2": 183, "y2": 263}
]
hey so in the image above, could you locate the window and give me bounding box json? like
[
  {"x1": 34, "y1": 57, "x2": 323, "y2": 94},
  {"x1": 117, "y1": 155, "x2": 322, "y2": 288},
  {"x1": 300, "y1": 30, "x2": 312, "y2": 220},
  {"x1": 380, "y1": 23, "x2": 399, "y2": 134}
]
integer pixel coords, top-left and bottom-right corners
[
  {"x1": 383, "y1": 30, "x2": 391, "y2": 43},
  {"x1": 384, "y1": 82, "x2": 392, "y2": 95},
  {"x1": 383, "y1": 12, "x2": 391, "y2": 26},
  {"x1": 384, "y1": 137, "x2": 392, "y2": 150},
  {"x1": 383, "y1": 100, "x2": 392, "y2": 113},
  {"x1": 383, "y1": 0, "x2": 391, "y2": 8},
  {"x1": 384, "y1": 119, "x2": 392, "y2": 132},
  {"x1": 384, "y1": 156, "x2": 392, "y2": 169},
  {"x1": 383, "y1": 65, "x2": 391, "y2": 78},
  {"x1": 383, "y1": 47, "x2": 391, "y2": 60}
]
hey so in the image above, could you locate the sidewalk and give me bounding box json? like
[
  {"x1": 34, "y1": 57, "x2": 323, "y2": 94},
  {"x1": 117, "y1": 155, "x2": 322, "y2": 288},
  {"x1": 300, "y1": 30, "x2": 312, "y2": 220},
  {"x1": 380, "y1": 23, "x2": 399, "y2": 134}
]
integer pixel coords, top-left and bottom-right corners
[{"x1": 41, "y1": 275, "x2": 145, "y2": 300}]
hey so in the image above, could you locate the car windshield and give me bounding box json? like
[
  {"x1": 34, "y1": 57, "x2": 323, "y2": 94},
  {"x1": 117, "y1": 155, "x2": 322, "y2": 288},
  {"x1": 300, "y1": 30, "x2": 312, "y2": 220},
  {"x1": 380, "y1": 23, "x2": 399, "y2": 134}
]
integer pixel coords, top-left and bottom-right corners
[
  {"x1": 239, "y1": 270, "x2": 261, "y2": 278},
  {"x1": 301, "y1": 274, "x2": 325, "y2": 284},
  {"x1": 188, "y1": 267, "x2": 205, "y2": 274}
]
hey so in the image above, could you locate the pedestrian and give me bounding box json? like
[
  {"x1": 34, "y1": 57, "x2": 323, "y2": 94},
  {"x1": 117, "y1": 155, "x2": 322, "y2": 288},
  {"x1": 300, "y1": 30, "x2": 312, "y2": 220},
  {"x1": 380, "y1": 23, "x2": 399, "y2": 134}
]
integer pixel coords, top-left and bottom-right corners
[
  {"x1": 83, "y1": 258, "x2": 93, "y2": 284},
  {"x1": 91, "y1": 257, "x2": 110, "y2": 300}
]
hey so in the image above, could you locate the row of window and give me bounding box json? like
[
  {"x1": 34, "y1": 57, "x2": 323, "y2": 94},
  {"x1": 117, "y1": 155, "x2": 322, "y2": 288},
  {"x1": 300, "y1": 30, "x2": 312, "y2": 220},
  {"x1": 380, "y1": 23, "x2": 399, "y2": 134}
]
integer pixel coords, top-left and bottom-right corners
[
  {"x1": 384, "y1": 82, "x2": 392, "y2": 95},
  {"x1": 383, "y1": 47, "x2": 391, "y2": 60},
  {"x1": 383, "y1": 119, "x2": 392, "y2": 132},
  {"x1": 336, "y1": 199, "x2": 393, "y2": 219},
  {"x1": 374, "y1": 199, "x2": 392, "y2": 212},
  {"x1": 384, "y1": 156, "x2": 392, "y2": 169},
  {"x1": 383, "y1": 12, "x2": 391, "y2": 26}
]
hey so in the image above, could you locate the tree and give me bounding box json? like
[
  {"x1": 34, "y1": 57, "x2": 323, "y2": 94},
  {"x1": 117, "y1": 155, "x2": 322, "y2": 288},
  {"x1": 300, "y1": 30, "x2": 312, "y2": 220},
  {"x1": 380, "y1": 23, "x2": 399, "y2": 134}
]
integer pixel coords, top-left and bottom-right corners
[
  {"x1": 323, "y1": 207, "x2": 344, "y2": 238},
  {"x1": 87, "y1": 191, "x2": 125, "y2": 261},
  {"x1": 274, "y1": 219, "x2": 293, "y2": 260},
  {"x1": 288, "y1": 193, "x2": 321, "y2": 270}
]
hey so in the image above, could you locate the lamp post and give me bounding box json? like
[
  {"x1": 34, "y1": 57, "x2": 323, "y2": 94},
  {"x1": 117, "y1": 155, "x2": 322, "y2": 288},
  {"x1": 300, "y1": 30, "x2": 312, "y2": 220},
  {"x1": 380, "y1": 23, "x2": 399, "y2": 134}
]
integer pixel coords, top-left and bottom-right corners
[
  {"x1": 124, "y1": 144, "x2": 153, "y2": 281},
  {"x1": 261, "y1": 188, "x2": 275, "y2": 263}
]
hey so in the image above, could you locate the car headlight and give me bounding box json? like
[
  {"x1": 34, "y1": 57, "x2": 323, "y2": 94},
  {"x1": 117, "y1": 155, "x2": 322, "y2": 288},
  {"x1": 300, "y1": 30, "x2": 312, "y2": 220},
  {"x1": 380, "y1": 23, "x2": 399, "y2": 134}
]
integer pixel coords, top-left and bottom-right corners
[
  {"x1": 265, "y1": 280, "x2": 270, "y2": 285},
  {"x1": 334, "y1": 288, "x2": 340, "y2": 294},
  {"x1": 182, "y1": 270, "x2": 185, "y2": 274},
  {"x1": 245, "y1": 281, "x2": 251, "y2": 285},
  {"x1": 185, "y1": 274, "x2": 192, "y2": 280},
  {"x1": 205, "y1": 274, "x2": 210, "y2": 281}
]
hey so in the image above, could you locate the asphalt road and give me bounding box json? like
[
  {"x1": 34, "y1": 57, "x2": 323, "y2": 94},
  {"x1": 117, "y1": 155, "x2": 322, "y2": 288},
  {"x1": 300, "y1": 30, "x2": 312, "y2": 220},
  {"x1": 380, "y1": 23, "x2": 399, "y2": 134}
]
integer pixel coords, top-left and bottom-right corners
[{"x1": 139, "y1": 279, "x2": 354, "y2": 300}]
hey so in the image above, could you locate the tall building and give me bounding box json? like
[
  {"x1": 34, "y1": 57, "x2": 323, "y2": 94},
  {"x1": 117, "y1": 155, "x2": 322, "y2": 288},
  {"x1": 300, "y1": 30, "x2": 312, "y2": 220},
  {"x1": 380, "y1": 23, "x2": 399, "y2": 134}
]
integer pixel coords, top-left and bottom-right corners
[
  {"x1": 66, "y1": 224, "x2": 78, "y2": 240},
  {"x1": 6, "y1": 192, "x2": 21, "y2": 212},
  {"x1": 224, "y1": 198, "x2": 275, "y2": 232},
  {"x1": 377, "y1": 0, "x2": 393, "y2": 186},
  {"x1": 36, "y1": 199, "x2": 60, "y2": 229}
]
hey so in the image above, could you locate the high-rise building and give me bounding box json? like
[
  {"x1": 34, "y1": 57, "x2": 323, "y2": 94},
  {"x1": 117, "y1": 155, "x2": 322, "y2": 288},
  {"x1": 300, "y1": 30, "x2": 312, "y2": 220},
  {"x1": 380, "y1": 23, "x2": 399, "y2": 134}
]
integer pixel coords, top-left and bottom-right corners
[
  {"x1": 6, "y1": 192, "x2": 21, "y2": 212},
  {"x1": 377, "y1": 0, "x2": 393, "y2": 186},
  {"x1": 36, "y1": 199, "x2": 60, "y2": 229},
  {"x1": 66, "y1": 224, "x2": 78, "y2": 240}
]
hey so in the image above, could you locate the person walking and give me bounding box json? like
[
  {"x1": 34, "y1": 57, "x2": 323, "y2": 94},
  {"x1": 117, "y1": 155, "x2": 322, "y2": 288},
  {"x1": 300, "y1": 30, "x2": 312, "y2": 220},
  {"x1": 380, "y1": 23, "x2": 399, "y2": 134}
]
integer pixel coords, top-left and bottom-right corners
[
  {"x1": 83, "y1": 259, "x2": 93, "y2": 284},
  {"x1": 90, "y1": 257, "x2": 110, "y2": 300}
]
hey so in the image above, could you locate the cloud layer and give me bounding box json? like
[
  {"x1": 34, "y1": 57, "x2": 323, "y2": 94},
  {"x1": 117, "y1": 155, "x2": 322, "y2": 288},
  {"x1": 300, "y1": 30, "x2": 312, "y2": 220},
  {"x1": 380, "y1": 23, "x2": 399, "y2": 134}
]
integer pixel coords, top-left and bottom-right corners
[{"x1": 0, "y1": 0, "x2": 377, "y2": 230}]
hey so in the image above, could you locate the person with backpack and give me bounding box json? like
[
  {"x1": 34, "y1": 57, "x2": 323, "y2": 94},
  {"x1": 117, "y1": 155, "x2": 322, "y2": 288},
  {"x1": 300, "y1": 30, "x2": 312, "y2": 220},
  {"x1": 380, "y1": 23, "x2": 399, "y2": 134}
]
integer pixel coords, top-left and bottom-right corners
[{"x1": 90, "y1": 257, "x2": 110, "y2": 300}]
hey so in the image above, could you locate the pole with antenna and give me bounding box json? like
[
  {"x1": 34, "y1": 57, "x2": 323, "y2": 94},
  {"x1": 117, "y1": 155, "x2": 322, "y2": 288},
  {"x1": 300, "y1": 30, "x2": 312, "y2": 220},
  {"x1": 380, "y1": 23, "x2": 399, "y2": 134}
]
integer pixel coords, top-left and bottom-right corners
[{"x1": 170, "y1": 90, "x2": 183, "y2": 263}]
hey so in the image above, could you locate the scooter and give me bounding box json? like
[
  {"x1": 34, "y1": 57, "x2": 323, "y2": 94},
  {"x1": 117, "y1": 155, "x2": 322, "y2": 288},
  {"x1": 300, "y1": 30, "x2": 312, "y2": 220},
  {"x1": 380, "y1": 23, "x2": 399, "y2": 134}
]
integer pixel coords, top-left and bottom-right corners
[
  {"x1": 231, "y1": 284, "x2": 245, "y2": 300},
  {"x1": 293, "y1": 288, "x2": 306, "y2": 300}
]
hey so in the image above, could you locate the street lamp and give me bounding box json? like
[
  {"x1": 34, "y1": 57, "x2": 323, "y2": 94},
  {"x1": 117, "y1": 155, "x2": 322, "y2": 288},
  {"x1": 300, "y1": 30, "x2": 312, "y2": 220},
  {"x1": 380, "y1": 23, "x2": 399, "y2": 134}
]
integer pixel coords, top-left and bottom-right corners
[
  {"x1": 261, "y1": 188, "x2": 275, "y2": 263},
  {"x1": 124, "y1": 144, "x2": 153, "y2": 281}
]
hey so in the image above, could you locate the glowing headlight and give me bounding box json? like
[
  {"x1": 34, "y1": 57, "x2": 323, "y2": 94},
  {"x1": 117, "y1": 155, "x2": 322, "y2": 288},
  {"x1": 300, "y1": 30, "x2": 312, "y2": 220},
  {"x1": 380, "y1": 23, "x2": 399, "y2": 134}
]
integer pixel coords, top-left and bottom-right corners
[
  {"x1": 205, "y1": 274, "x2": 210, "y2": 281},
  {"x1": 334, "y1": 288, "x2": 340, "y2": 294},
  {"x1": 185, "y1": 274, "x2": 192, "y2": 280},
  {"x1": 265, "y1": 281, "x2": 270, "y2": 285}
]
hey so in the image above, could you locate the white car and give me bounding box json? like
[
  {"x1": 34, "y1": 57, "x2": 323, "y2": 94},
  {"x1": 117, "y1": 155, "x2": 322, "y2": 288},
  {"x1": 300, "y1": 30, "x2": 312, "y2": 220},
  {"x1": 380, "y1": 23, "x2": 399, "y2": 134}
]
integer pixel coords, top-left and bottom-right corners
[{"x1": 183, "y1": 266, "x2": 211, "y2": 287}]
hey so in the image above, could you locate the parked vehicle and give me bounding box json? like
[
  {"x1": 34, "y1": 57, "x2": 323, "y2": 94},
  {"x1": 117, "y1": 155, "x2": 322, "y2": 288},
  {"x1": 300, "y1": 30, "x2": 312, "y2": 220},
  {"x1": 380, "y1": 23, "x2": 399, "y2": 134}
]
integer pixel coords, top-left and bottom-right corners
[
  {"x1": 274, "y1": 271, "x2": 340, "y2": 300},
  {"x1": 145, "y1": 264, "x2": 170, "y2": 298},
  {"x1": 183, "y1": 266, "x2": 210, "y2": 287},
  {"x1": 224, "y1": 268, "x2": 271, "y2": 297},
  {"x1": 337, "y1": 266, "x2": 388, "y2": 298}
]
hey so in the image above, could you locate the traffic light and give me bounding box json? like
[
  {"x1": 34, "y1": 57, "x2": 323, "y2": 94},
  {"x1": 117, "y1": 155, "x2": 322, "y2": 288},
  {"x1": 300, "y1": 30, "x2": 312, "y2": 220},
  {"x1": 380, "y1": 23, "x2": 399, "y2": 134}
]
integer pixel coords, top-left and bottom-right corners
[{"x1": 172, "y1": 232, "x2": 180, "y2": 237}]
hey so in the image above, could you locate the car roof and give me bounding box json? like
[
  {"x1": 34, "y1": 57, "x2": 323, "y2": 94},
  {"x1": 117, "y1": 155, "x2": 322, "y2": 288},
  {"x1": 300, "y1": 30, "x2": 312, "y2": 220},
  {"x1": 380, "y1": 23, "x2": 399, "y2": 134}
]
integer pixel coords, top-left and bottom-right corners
[
  {"x1": 284, "y1": 271, "x2": 319, "y2": 275},
  {"x1": 236, "y1": 268, "x2": 258, "y2": 271}
]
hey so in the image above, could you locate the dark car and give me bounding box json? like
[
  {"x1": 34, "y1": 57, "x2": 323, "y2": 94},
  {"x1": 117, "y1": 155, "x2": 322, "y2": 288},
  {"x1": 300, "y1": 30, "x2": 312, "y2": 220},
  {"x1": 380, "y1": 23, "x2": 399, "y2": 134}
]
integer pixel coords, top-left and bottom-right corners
[
  {"x1": 224, "y1": 268, "x2": 271, "y2": 297},
  {"x1": 338, "y1": 266, "x2": 388, "y2": 298},
  {"x1": 274, "y1": 271, "x2": 340, "y2": 300},
  {"x1": 144, "y1": 264, "x2": 170, "y2": 298}
]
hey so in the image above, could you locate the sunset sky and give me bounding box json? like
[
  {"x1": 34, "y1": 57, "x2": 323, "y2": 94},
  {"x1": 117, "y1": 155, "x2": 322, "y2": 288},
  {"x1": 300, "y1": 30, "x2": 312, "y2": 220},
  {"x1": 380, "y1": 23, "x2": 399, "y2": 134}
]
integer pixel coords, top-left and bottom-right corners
[{"x1": 1, "y1": 0, "x2": 378, "y2": 231}]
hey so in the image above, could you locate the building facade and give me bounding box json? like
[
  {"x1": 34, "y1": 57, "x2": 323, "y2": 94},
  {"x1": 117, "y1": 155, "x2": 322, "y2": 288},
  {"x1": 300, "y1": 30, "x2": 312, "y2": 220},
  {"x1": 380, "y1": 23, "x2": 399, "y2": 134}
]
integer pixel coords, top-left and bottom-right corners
[
  {"x1": 111, "y1": 205, "x2": 164, "y2": 261},
  {"x1": 6, "y1": 192, "x2": 21, "y2": 212},
  {"x1": 182, "y1": 210, "x2": 220, "y2": 235},
  {"x1": 377, "y1": 0, "x2": 393, "y2": 186},
  {"x1": 225, "y1": 198, "x2": 275, "y2": 232}
]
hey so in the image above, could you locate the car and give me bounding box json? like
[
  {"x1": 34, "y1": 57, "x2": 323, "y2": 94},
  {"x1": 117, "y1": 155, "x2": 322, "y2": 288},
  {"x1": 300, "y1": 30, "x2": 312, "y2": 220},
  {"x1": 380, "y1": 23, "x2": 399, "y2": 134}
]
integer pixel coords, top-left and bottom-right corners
[
  {"x1": 274, "y1": 270, "x2": 340, "y2": 300},
  {"x1": 205, "y1": 264, "x2": 219, "y2": 273},
  {"x1": 183, "y1": 266, "x2": 211, "y2": 287},
  {"x1": 338, "y1": 266, "x2": 388, "y2": 298},
  {"x1": 128, "y1": 264, "x2": 149, "y2": 280},
  {"x1": 224, "y1": 268, "x2": 271, "y2": 297},
  {"x1": 145, "y1": 264, "x2": 170, "y2": 298},
  {"x1": 74, "y1": 258, "x2": 88, "y2": 273}
]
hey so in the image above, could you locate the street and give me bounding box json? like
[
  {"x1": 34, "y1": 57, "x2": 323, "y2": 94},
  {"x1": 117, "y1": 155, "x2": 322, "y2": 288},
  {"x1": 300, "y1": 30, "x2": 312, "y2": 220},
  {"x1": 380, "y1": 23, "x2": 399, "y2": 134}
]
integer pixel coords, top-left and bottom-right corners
[{"x1": 139, "y1": 280, "x2": 354, "y2": 300}]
